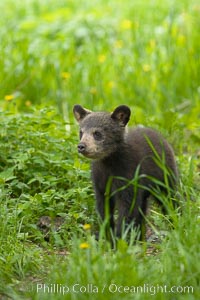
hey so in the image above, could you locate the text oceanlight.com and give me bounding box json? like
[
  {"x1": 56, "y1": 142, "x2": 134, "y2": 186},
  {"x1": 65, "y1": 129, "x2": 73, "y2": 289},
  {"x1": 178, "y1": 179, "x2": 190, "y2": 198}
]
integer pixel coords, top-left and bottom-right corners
[{"x1": 36, "y1": 283, "x2": 194, "y2": 295}]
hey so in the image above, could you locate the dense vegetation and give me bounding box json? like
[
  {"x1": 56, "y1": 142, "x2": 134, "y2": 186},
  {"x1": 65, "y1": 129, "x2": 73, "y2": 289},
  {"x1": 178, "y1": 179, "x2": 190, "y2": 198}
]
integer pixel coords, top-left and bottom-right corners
[{"x1": 0, "y1": 0, "x2": 199, "y2": 299}]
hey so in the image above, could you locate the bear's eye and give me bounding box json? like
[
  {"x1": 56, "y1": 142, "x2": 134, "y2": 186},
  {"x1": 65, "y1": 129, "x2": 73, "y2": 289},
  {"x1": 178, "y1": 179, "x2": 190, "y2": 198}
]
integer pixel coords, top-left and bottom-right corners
[
  {"x1": 79, "y1": 130, "x2": 83, "y2": 139},
  {"x1": 93, "y1": 131, "x2": 102, "y2": 141}
]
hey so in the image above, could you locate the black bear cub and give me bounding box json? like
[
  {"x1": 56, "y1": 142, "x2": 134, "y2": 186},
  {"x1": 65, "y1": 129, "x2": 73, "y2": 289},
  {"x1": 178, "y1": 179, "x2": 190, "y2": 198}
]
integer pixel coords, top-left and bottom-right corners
[{"x1": 73, "y1": 104, "x2": 178, "y2": 240}]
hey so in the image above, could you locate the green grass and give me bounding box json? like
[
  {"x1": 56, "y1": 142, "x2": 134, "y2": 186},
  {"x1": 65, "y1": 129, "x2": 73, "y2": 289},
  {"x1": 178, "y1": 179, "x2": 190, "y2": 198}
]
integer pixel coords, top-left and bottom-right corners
[{"x1": 0, "y1": 0, "x2": 200, "y2": 299}]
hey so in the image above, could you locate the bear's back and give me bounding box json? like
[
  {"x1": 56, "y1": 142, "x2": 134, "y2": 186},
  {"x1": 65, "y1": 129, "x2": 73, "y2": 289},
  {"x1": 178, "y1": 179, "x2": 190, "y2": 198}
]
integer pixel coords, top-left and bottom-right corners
[{"x1": 125, "y1": 126, "x2": 178, "y2": 181}]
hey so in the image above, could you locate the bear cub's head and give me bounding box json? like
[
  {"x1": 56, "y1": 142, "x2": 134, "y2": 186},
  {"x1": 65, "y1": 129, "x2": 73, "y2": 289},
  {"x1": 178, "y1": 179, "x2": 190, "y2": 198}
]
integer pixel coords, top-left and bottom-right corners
[{"x1": 73, "y1": 105, "x2": 131, "y2": 160}]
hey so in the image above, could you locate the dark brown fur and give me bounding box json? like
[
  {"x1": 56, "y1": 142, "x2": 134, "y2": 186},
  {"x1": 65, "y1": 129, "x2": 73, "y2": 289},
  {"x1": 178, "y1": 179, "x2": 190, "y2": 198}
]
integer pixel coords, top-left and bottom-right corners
[{"x1": 73, "y1": 105, "x2": 178, "y2": 240}]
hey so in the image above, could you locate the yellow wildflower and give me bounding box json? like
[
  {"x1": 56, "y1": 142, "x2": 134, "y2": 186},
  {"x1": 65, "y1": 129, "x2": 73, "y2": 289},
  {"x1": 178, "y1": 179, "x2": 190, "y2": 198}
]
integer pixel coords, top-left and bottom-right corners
[
  {"x1": 107, "y1": 81, "x2": 115, "y2": 89},
  {"x1": 98, "y1": 55, "x2": 106, "y2": 63},
  {"x1": 90, "y1": 87, "x2": 97, "y2": 95},
  {"x1": 149, "y1": 39, "x2": 156, "y2": 50},
  {"x1": 61, "y1": 72, "x2": 71, "y2": 79},
  {"x1": 80, "y1": 242, "x2": 90, "y2": 249},
  {"x1": 121, "y1": 19, "x2": 132, "y2": 30},
  {"x1": 142, "y1": 64, "x2": 151, "y2": 72},
  {"x1": 83, "y1": 224, "x2": 91, "y2": 230},
  {"x1": 25, "y1": 100, "x2": 32, "y2": 107},
  {"x1": 5, "y1": 94, "x2": 14, "y2": 101},
  {"x1": 114, "y1": 40, "x2": 123, "y2": 49}
]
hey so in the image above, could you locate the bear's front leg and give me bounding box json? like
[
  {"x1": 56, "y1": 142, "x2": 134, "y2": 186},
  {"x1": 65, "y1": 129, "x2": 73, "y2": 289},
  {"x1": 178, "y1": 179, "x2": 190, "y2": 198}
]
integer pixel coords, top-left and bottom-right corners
[{"x1": 116, "y1": 189, "x2": 148, "y2": 241}]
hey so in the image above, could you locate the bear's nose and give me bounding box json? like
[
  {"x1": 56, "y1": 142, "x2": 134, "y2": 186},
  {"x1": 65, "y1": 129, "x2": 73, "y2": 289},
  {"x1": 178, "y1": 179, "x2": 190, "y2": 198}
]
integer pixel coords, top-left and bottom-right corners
[{"x1": 78, "y1": 143, "x2": 86, "y2": 153}]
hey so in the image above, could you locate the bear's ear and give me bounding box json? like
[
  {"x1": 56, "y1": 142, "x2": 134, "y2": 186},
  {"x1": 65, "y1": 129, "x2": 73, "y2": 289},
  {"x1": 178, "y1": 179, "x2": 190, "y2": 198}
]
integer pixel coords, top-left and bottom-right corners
[
  {"x1": 73, "y1": 105, "x2": 91, "y2": 123},
  {"x1": 111, "y1": 105, "x2": 131, "y2": 126}
]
